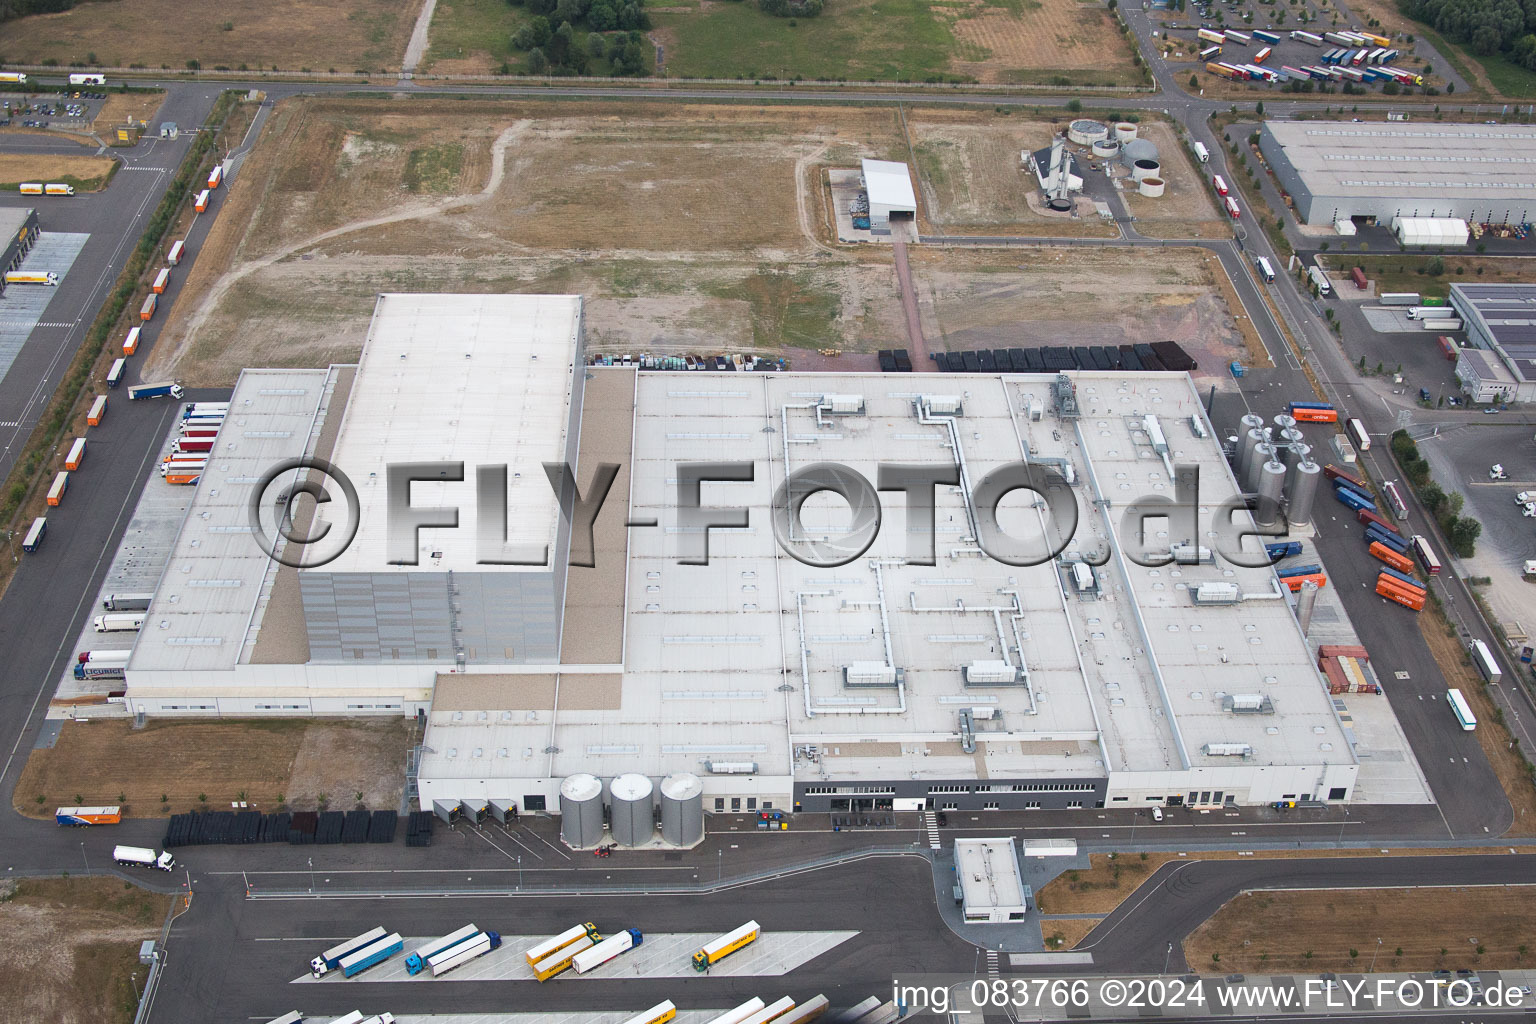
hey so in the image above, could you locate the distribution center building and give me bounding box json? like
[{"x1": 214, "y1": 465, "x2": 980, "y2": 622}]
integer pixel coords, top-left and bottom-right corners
[
  {"x1": 1258, "y1": 122, "x2": 1536, "y2": 229},
  {"x1": 1450, "y1": 282, "x2": 1536, "y2": 403},
  {"x1": 112, "y1": 293, "x2": 1361, "y2": 815}
]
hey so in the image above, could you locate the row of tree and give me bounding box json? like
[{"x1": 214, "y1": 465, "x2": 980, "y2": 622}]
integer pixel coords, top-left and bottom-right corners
[
  {"x1": 0, "y1": 0, "x2": 73, "y2": 24},
  {"x1": 515, "y1": 23, "x2": 648, "y2": 75},
  {"x1": 511, "y1": 0, "x2": 650, "y2": 34},
  {"x1": 1398, "y1": 0, "x2": 1536, "y2": 63},
  {"x1": 1390, "y1": 430, "x2": 1482, "y2": 557},
  {"x1": 721, "y1": 0, "x2": 826, "y2": 16}
]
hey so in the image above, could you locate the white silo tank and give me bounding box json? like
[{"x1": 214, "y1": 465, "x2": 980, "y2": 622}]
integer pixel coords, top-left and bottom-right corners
[
  {"x1": 1256, "y1": 459, "x2": 1287, "y2": 530},
  {"x1": 659, "y1": 772, "x2": 705, "y2": 846},
  {"x1": 1115, "y1": 122, "x2": 1139, "y2": 142},
  {"x1": 1287, "y1": 460, "x2": 1322, "y2": 528},
  {"x1": 1138, "y1": 176, "x2": 1165, "y2": 198},
  {"x1": 559, "y1": 773, "x2": 605, "y2": 848},
  {"x1": 609, "y1": 773, "x2": 655, "y2": 847}
]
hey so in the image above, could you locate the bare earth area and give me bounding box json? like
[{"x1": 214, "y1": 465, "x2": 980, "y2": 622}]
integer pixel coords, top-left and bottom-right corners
[
  {"x1": 945, "y1": 0, "x2": 1137, "y2": 82},
  {"x1": 0, "y1": 877, "x2": 168, "y2": 1024},
  {"x1": 0, "y1": 153, "x2": 116, "y2": 190},
  {"x1": 1186, "y1": 886, "x2": 1536, "y2": 973},
  {"x1": 92, "y1": 93, "x2": 168, "y2": 139},
  {"x1": 0, "y1": 0, "x2": 421, "y2": 72},
  {"x1": 15, "y1": 718, "x2": 412, "y2": 818}
]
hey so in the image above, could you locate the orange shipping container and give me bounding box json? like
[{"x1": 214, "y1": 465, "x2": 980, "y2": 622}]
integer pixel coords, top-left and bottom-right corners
[
  {"x1": 1291, "y1": 408, "x2": 1339, "y2": 423},
  {"x1": 140, "y1": 293, "x2": 157, "y2": 321},
  {"x1": 47, "y1": 471, "x2": 68, "y2": 507},
  {"x1": 122, "y1": 326, "x2": 141, "y2": 356},
  {"x1": 1368, "y1": 541, "x2": 1414, "y2": 573},
  {"x1": 64, "y1": 437, "x2": 86, "y2": 471},
  {"x1": 1284, "y1": 571, "x2": 1327, "y2": 591},
  {"x1": 87, "y1": 395, "x2": 107, "y2": 426},
  {"x1": 152, "y1": 268, "x2": 169, "y2": 294},
  {"x1": 1375, "y1": 577, "x2": 1425, "y2": 610}
]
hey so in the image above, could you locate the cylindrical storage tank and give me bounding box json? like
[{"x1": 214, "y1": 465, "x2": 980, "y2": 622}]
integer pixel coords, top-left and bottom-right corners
[
  {"x1": 1068, "y1": 119, "x2": 1109, "y2": 146},
  {"x1": 559, "y1": 773, "x2": 604, "y2": 848},
  {"x1": 1273, "y1": 413, "x2": 1297, "y2": 431},
  {"x1": 1244, "y1": 443, "x2": 1274, "y2": 493},
  {"x1": 1280, "y1": 442, "x2": 1309, "y2": 476},
  {"x1": 1131, "y1": 159, "x2": 1161, "y2": 182},
  {"x1": 1115, "y1": 122, "x2": 1139, "y2": 142},
  {"x1": 609, "y1": 773, "x2": 655, "y2": 847},
  {"x1": 1240, "y1": 413, "x2": 1266, "y2": 434},
  {"x1": 659, "y1": 772, "x2": 705, "y2": 846},
  {"x1": 1297, "y1": 579, "x2": 1320, "y2": 635},
  {"x1": 1119, "y1": 138, "x2": 1158, "y2": 170},
  {"x1": 1237, "y1": 428, "x2": 1267, "y2": 483},
  {"x1": 1256, "y1": 459, "x2": 1287, "y2": 529},
  {"x1": 1137, "y1": 176, "x2": 1165, "y2": 198},
  {"x1": 1091, "y1": 139, "x2": 1120, "y2": 159},
  {"x1": 1278, "y1": 426, "x2": 1304, "y2": 449},
  {"x1": 1287, "y1": 459, "x2": 1321, "y2": 528}
]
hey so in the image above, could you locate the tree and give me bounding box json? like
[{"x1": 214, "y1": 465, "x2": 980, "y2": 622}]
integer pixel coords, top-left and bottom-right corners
[
  {"x1": 1450, "y1": 516, "x2": 1482, "y2": 556},
  {"x1": 1255, "y1": 100, "x2": 1265, "y2": 115},
  {"x1": 1190, "y1": 73, "x2": 1200, "y2": 88},
  {"x1": 1421, "y1": 481, "x2": 1446, "y2": 511},
  {"x1": 588, "y1": 32, "x2": 608, "y2": 59},
  {"x1": 526, "y1": 46, "x2": 549, "y2": 73},
  {"x1": 1067, "y1": 98, "x2": 1083, "y2": 112}
]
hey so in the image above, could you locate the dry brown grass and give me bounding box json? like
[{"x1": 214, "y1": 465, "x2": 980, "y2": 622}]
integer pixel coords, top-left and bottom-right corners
[
  {"x1": 1043, "y1": 917, "x2": 1103, "y2": 949},
  {"x1": 1119, "y1": 122, "x2": 1225, "y2": 236},
  {"x1": 0, "y1": 0, "x2": 421, "y2": 72},
  {"x1": 0, "y1": 877, "x2": 169, "y2": 1024},
  {"x1": 1185, "y1": 886, "x2": 1536, "y2": 973},
  {"x1": 14, "y1": 718, "x2": 412, "y2": 818},
  {"x1": 1419, "y1": 614, "x2": 1536, "y2": 835},
  {"x1": 945, "y1": 0, "x2": 1137, "y2": 81},
  {"x1": 91, "y1": 93, "x2": 166, "y2": 138},
  {"x1": 0, "y1": 153, "x2": 116, "y2": 190}
]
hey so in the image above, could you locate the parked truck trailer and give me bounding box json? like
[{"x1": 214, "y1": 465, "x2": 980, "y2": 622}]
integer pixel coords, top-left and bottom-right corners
[
  {"x1": 692, "y1": 921, "x2": 761, "y2": 971},
  {"x1": 573, "y1": 928, "x2": 644, "y2": 974},
  {"x1": 113, "y1": 845, "x2": 174, "y2": 871}
]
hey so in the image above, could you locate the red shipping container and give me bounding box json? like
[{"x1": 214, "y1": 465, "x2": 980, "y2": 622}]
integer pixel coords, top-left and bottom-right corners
[
  {"x1": 1350, "y1": 266, "x2": 1368, "y2": 290},
  {"x1": 1321, "y1": 657, "x2": 1351, "y2": 694},
  {"x1": 1357, "y1": 508, "x2": 1398, "y2": 534}
]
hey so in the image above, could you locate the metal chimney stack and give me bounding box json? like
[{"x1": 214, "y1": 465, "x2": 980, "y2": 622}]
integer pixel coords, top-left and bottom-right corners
[{"x1": 1297, "y1": 579, "x2": 1320, "y2": 635}]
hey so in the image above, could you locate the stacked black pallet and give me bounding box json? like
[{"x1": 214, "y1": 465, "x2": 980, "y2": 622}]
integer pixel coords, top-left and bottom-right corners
[
  {"x1": 265, "y1": 812, "x2": 292, "y2": 843},
  {"x1": 1119, "y1": 344, "x2": 1143, "y2": 370},
  {"x1": 1150, "y1": 340, "x2": 1197, "y2": 372},
  {"x1": 367, "y1": 810, "x2": 398, "y2": 843},
  {"x1": 288, "y1": 811, "x2": 318, "y2": 844},
  {"x1": 405, "y1": 810, "x2": 434, "y2": 847},
  {"x1": 341, "y1": 809, "x2": 370, "y2": 844},
  {"x1": 316, "y1": 811, "x2": 345, "y2": 844},
  {"x1": 164, "y1": 813, "x2": 193, "y2": 848},
  {"x1": 233, "y1": 810, "x2": 263, "y2": 843},
  {"x1": 892, "y1": 348, "x2": 912, "y2": 372}
]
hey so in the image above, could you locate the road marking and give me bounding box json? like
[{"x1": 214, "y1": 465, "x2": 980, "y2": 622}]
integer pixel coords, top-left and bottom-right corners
[
  {"x1": 923, "y1": 810, "x2": 941, "y2": 850},
  {"x1": 985, "y1": 950, "x2": 1000, "y2": 977}
]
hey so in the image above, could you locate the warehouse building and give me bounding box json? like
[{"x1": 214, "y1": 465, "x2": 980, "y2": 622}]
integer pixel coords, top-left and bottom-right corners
[
  {"x1": 860, "y1": 159, "x2": 917, "y2": 235},
  {"x1": 1258, "y1": 122, "x2": 1536, "y2": 230},
  {"x1": 114, "y1": 293, "x2": 1360, "y2": 816},
  {"x1": 0, "y1": 208, "x2": 40, "y2": 285},
  {"x1": 1450, "y1": 282, "x2": 1536, "y2": 403}
]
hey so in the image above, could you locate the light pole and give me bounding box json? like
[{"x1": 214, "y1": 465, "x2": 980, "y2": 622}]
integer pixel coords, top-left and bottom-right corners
[
  {"x1": 1369, "y1": 937, "x2": 1382, "y2": 972},
  {"x1": 80, "y1": 841, "x2": 88, "y2": 874},
  {"x1": 1164, "y1": 942, "x2": 1173, "y2": 974},
  {"x1": 308, "y1": 856, "x2": 314, "y2": 894},
  {"x1": 717, "y1": 849, "x2": 722, "y2": 883},
  {"x1": 517, "y1": 855, "x2": 522, "y2": 891}
]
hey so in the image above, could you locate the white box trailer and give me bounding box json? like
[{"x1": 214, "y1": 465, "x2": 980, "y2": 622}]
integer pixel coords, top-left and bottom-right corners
[
  {"x1": 429, "y1": 930, "x2": 501, "y2": 976},
  {"x1": 573, "y1": 928, "x2": 643, "y2": 973},
  {"x1": 94, "y1": 613, "x2": 144, "y2": 632}
]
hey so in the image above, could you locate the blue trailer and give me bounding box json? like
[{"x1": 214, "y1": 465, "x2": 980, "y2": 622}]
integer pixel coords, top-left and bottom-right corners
[
  {"x1": 1289, "y1": 401, "x2": 1334, "y2": 413},
  {"x1": 340, "y1": 933, "x2": 404, "y2": 978},
  {"x1": 1333, "y1": 477, "x2": 1373, "y2": 503},
  {"x1": 1366, "y1": 525, "x2": 1411, "y2": 553},
  {"x1": 1335, "y1": 486, "x2": 1376, "y2": 512},
  {"x1": 1379, "y1": 565, "x2": 1426, "y2": 591},
  {"x1": 1276, "y1": 563, "x2": 1322, "y2": 578},
  {"x1": 311, "y1": 927, "x2": 388, "y2": 977},
  {"x1": 1253, "y1": 29, "x2": 1281, "y2": 42},
  {"x1": 1307, "y1": 67, "x2": 1332, "y2": 79},
  {"x1": 1265, "y1": 541, "x2": 1302, "y2": 559},
  {"x1": 406, "y1": 924, "x2": 480, "y2": 975}
]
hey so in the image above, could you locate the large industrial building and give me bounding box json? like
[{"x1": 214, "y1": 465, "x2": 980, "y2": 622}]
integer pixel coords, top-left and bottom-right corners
[
  {"x1": 1258, "y1": 122, "x2": 1536, "y2": 229},
  {"x1": 1450, "y1": 282, "x2": 1536, "y2": 403},
  {"x1": 0, "y1": 207, "x2": 40, "y2": 285},
  {"x1": 110, "y1": 292, "x2": 1362, "y2": 822}
]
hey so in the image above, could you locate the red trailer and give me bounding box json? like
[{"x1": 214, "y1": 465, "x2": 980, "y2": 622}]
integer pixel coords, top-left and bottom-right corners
[
  {"x1": 1350, "y1": 266, "x2": 1368, "y2": 290},
  {"x1": 1357, "y1": 508, "x2": 1399, "y2": 534},
  {"x1": 1323, "y1": 464, "x2": 1367, "y2": 491},
  {"x1": 1437, "y1": 335, "x2": 1458, "y2": 361}
]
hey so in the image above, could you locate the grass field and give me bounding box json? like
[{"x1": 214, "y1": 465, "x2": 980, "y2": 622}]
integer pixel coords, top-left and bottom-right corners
[
  {"x1": 15, "y1": 718, "x2": 412, "y2": 818},
  {"x1": 0, "y1": 877, "x2": 168, "y2": 1024},
  {"x1": 422, "y1": 0, "x2": 536, "y2": 74},
  {"x1": 1186, "y1": 886, "x2": 1536, "y2": 972},
  {"x1": 0, "y1": 0, "x2": 421, "y2": 72},
  {"x1": 0, "y1": 154, "x2": 117, "y2": 191}
]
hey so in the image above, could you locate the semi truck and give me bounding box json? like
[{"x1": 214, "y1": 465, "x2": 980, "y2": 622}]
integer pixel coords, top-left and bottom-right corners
[
  {"x1": 1291, "y1": 30, "x2": 1324, "y2": 44},
  {"x1": 339, "y1": 934, "x2": 404, "y2": 979},
  {"x1": 184, "y1": 401, "x2": 229, "y2": 418},
  {"x1": 93, "y1": 613, "x2": 144, "y2": 632},
  {"x1": 532, "y1": 935, "x2": 595, "y2": 981},
  {"x1": 113, "y1": 845, "x2": 175, "y2": 871},
  {"x1": 128, "y1": 382, "x2": 185, "y2": 400},
  {"x1": 107, "y1": 359, "x2": 126, "y2": 389},
  {"x1": 65, "y1": 437, "x2": 86, "y2": 471},
  {"x1": 172, "y1": 438, "x2": 215, "y2": 455},
  {"x1": 167, "y1": 240, "x2": 186, "y2": 265},
  {"x1": 123, "y1": 326, "x2": 141, "y2": 356},
  {"x1": 103, "y1": 592, "x2": 154, "y2": 611},
  {"x1": 152, "y1": 268, "x2": 170, "y2": 294},
  {"x1": 22, "y1": 517, "x2": 45, "y2": 553},
  {"x1": 405, "y1": 924, "x2": 480, "y2": 975},
  {"x1": 140, "y1": 293, "x2": 157, "y2": 320},
  {"x1": 1193, "y1": 141, "x2": 1209, "y2": 162},
  {"x1": 311, "y1": 927, "x2": 387, "y2": 977},
  {"x1": 74, "y1": 661, "x2": 126, "y2": 680},
  {"x1": 1212, "y1": 174, "x2": 1228, "y2": 195},
  {"x1": 1308, "y1": 265, "x2": 1331, "y2": 295},
  {"x1": 47, "y1": 472, "x2": 68, "y2": 507},
  {"x1": 3, "y1": 271, "x2": 59, "y2": 286},
  {"x1": 692, "y1": 921, "x2": 760, "y2": 971},
  {"x1": 0, "y1": 73, "x2": 29, "y2": 84},
  {"x1": 56, "y1": 805, "x2": 122, "y2": 826},
  {"x1": 78, "y1": 649, "x2": 131, "y2": 664},
  {"x1": 428, "y1": 930, "x2": 502, "y2": 976},
  {"x1": 573, "y1": 928, "x2": 643, "y2": 974}
]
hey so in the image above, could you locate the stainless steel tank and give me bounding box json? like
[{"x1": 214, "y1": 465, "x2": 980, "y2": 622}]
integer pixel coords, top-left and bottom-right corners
[
  {"x1": 559, "y1": 773, "x2": 604, "y2": 848},
  {"x1": 1244, "y1": 443, "x2": 1274, "y2": 493},
  {"x1": 1256, "y1": 459, "x2": 1287, "y2": 529},
  {"x1": 1287, "y1": 459, "x2": 1321, "y2": 529},
  {"x1": 659, "y1": 772, "x2": 705, "y2": 846},
  {"x1": 609, "y1": 773, "x2": 655, "y2": 847}
]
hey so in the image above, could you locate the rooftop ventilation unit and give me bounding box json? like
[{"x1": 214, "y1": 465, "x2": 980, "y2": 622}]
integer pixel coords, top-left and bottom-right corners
[
  {"x1": 1143, "y1": 413, "x2": 1169, "y2": 456},
  {"x1": 820, "y1": 394, "x2": 865, "y2": 415},
  {"x1": 1052, "y1": 374, "x2": 1080, "y2": 418},
  {"x1": 1191, "y1": 582, "x2": 1240, "y2": 605},
  {"x1": 1224, "y1": 693, "x2": 1275, "y2": 714},
  {"x1": 844, "y1": 661, "x2": 899, "y2": 688},
  {"x1": 1202, "y1": 742, "x2": 1253, "y2": 757},
  {"x1": 703, "y1": 760, "x2": 758, "y2": 775},
  {"x1": 918, "y1": 394, "x2": 963, "y2": 416},
  {"x1": 963, "y1": 660, "x2": 1027, "y2": 686},
  {"x1": 1170, "y1": 542, "x2": 1215, "y2": 565}
]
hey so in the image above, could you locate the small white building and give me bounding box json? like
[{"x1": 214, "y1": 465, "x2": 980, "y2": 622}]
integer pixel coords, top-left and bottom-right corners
[
  {"x1": 1456, "y1": 347, "x2": 1519, "y2": 403},
  {"x1": 955, "y1": 837, "x2": 1031, "y2": 923},
  {"x1": 860, "y1": 159, "x2": 917, "y2": 235}
]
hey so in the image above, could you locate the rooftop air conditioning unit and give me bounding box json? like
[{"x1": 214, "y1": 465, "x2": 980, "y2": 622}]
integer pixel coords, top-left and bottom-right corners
[
  {"x1": 1202, "y1": 742, "x2": 1253, "y2": 757},
  {"x1": 822, "y1": 394, "x2": 865, "y2": 415},
  {"x1": 703, "y1": 761, "x2": 758, "y2": 775},
  {"x1": 845, "y1": 661, "x2": 898, "y2": 687},
  {"x1": 963, "y1": 660, "x2": 1024, "y2": 685}
]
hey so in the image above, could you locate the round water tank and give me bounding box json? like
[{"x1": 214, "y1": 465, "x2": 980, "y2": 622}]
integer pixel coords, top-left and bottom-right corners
[
  {"x1": 1131, "y1": 159, "x2": 1161, "y2": 182},
  {"x1": 1138, "y1": 176, "x2": 1165, "y2": 198},
  {"x1": 1046, "y1": 197, "x2": 1074, "y2": 212},
  {"x1": 1091, "y1": 139, "x2": 1120, "y2": 158},
  {"x1": 1115, "y1": 122, "x2": 1139, "y2": 142},
  {"x1": 609, "y1": 773, "x2": 655, "y2": 847},
  {"x1": 1068, "y1": 119, "x2": 1109, "y2": 146},
  {"x1": 559, "y1": 773, "x2": 604, "y2": 848},
  {"x1": 659, "y1": 772, "x2": 705, "y2": 846}
]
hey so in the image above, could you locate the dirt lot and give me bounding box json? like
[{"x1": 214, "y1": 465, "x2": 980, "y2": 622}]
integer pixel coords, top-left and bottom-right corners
[
  {"x1": 1185, "y1": 886, "x2": 1536, "y2": 972},
  {"x1": 1043, "y1": 917, "x2": 1103, "y2": 949},
  {"x1": 1118, "y1": 121, "x2": 1225, "y2": 238},
  {"x1": 15, "y1": 718, "x2": 413, "y2": 818},
  {"x1": 944, "y1": 0, "x2": 1140, "y2": 83},
  {"x1": 92, "y1": 93, "x2": 167, "y2": 139},
  {"x1": 911, "y1": 246, "x2": 1239, "y2": 360},
  {"x1": 0, "y1": 877, "x2": 169, "y2": 1024},
  {"x1": 0, "y1": 0, "x2": 421, "y2": 72},
  {"x1": 0, "y1": 154, "x2": 116, "y2": 191}
]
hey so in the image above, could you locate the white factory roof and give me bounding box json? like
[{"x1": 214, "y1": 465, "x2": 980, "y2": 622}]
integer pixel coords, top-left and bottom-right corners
[
  {"x1": 861, "y1": 159, "x2": 917, "y2": 211},
  {"x1": 421, "y1": 370, "x2": 1353, "y2": 786},
  {"x1": 0, "y1": 207, "x2": 34, "y2": 238},
  {"x1": 1264, "y1": 122, "x2": 1536, "y2": 201},
  {"x1": 955, "y1": 838, "x2": 1030, "y2": 918},
  {"x1": 312, "y1": 293, "x2": 581, "y2": 574},
  {"x1": 128, "y1": 369, "x2": 332, "y2": 672}
]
